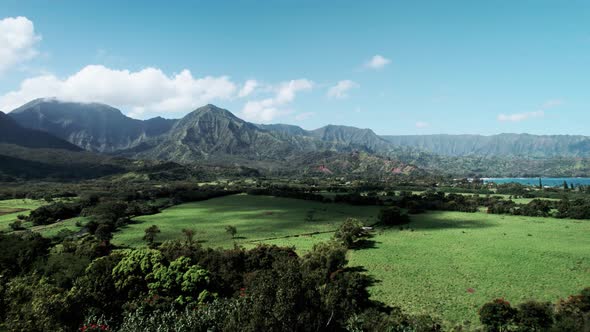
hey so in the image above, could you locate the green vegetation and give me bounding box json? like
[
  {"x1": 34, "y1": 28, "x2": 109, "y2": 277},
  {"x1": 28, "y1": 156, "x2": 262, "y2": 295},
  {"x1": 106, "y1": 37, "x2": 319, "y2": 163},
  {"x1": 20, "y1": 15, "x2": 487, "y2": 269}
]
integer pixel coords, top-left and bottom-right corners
[
  {"x1": 113, "y1": 194, "x2": 380, "y2": 248},
  {"x1": 110, "y1": 194, "x2": 590, "y2": 326},
  {"x1": 0, "y1": 199, "x2": 47, "y2": 231},
  {"x1": 346, "y1": 211, "x2": 590, "y2": 325}
]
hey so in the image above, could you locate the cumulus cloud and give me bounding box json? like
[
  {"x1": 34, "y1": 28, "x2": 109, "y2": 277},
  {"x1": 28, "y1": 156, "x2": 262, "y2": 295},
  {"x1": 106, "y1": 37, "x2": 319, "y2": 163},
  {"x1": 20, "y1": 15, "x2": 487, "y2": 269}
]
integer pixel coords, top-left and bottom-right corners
[
  {"x1": 497, "y1": 111, "x2": 544, "y2": 122},
  {"x1": 415, "y1": 121, "x2": 430, "y2": 128},
  {"x1": 0, "y1": 16, "x2": 41, "y2": 73},
  {"x1": 238, "y1": 79, "x2": 258, "y2": 98},
  {"x1": 241, "y1": 79, "x2": 313, "y2": 123},
  {"x1": 364, "y1": 55, "x2": 390, "y2": 70},
  {"x1": 327, "y1": 80, "x2": 359, "y2": 99},
  {"x1": 0, "y1": 65, "x2": 238, "y2": 116}
]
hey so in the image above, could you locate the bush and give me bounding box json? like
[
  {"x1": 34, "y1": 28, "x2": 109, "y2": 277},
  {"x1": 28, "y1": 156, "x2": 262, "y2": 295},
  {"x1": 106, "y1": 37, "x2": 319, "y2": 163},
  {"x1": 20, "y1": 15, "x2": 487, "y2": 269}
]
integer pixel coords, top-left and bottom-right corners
[
  {"x1": 479, "y1": 298, "x2": 516, "y2": 331},
  {"x1": 9, "y1": 220, "x2": 24, "y2": 231},
  {"x1": 333, "y1": 218, "x2": 368, "y2": 248},
  {"x1": 516, "y1": 300, "x2": 554, "y2": 331},
  {"x1": 378, "y1": 207, "x2": 410, "y2": 226}
]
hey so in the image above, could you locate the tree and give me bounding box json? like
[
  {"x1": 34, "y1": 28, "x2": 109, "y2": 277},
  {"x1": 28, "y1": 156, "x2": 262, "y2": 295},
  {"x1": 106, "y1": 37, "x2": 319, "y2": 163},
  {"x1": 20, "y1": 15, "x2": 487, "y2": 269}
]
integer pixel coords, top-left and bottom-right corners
[
  {"x1": 378, "y1": 207, "x2": 410, "y2": 226},
  {"x1": 333, "y1": 218, "x2": 367, "y2": 248},
  {"x1": 225, "y1": 225, "x2": 237, "y2": 239},
  {"x1": 143, "y1": 225, "x2": 161, "y2": 247},
  {"x1": 305, "y1": 210, "x2": 315, "y2": 222},
  {"x1": 515, "y1": 300, "x2": 554, "y2": 331},
  {"x1": 479, "y1": 298, "x2": 517, "y2": 331},
  {"x1": 182, "y1": 228, "x2": 196, "y2": 246},
  {"x1": 563, "y1": 180, "x2": 569, "y2": 191},
  {"x1": 9, "y1": 219, "x2": 23, "y2": 231},
  {"x1": 95, "y1": 223, "x2": 113, "y2": 243}
]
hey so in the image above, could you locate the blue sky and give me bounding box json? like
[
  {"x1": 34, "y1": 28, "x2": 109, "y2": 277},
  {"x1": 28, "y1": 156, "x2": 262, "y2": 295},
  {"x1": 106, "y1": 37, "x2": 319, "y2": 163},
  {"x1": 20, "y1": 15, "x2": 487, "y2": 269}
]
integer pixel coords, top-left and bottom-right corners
[{"x1": 0, "y1": 0, "x2": 589, "y2": 135}]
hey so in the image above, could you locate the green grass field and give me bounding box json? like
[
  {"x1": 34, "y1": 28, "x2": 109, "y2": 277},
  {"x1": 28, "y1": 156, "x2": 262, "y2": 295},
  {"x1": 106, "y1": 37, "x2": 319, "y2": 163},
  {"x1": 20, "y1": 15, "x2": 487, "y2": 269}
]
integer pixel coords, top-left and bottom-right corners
[
  {"x1": 30, "y1": 217, "x2": 88, "y2": 237},
  {"x1": 346, "y1": 211, "x2": 590, "y2": 326},
  {"x1": 112, "y1": 194, "x2": 380, "y2": 248},
  {"x1": 0, "y1": 199, "x2": 47, "y2": 231}
]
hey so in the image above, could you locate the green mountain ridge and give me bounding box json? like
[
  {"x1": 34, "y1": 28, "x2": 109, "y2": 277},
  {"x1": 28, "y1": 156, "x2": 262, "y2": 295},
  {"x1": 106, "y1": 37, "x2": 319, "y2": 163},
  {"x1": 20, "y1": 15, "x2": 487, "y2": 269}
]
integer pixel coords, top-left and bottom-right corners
[
  {"x1": 382, "y1": 134, "x2": 590, "y2": 157},
  {"x1": 7, "y1": 99, "x2": 590, "y2": 177},
  {"x1": 9, "y1": 98, "x2": 177, "y2": 152}
]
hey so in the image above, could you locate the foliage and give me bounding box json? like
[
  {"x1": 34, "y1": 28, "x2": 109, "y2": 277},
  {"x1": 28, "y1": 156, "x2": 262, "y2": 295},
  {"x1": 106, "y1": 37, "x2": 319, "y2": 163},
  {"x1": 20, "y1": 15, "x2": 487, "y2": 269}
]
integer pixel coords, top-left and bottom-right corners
[
  {"x1": 334, "y1": 218, "x2": 368, "y2": 248},
  {"x1": 225, "y1": 225, "x2": 237, "y2": 239},
  {"x1": 143, "y1": 225, "x2": 161, "y2": 247},
  {"x1": 479, "y1": 298, "x2": 517, "y2": 331},
  {"x1": 378, "y1": 206, "x2": 410, "y2": 226}
]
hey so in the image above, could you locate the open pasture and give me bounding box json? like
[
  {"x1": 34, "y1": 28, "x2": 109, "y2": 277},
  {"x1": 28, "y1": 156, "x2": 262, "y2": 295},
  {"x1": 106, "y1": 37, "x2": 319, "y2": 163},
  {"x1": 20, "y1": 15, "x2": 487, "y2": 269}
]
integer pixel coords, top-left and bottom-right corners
[
  {"x1": 113, "y1": 194, "x2": 380, "y2": 248},
  {"x1": 346, "y1": 211, "x2": 590, "y2": 325},
  {"x1": 0, "y1": 199, "x2": 47, "y2": 231},
  {"x1": 108, "y1": 194, "x2": 590, "y2": 325}
]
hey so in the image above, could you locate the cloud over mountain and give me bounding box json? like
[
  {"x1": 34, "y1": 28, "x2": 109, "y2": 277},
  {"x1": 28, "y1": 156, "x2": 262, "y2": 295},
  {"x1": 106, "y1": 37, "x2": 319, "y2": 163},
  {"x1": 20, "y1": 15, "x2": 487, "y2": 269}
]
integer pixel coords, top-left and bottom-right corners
[{"x1": 0, "y1": 65, "x2": 238, "y2": 117}]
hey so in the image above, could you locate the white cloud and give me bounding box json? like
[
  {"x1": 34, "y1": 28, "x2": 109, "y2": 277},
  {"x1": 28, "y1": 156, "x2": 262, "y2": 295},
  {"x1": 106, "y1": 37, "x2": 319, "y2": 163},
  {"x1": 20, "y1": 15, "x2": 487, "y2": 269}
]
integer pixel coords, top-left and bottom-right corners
[
  {"x1": 415, "y1": 121, "x2": 430, "y2": 128},
  {"x1": 497, "y1": 99, "x2": 563, "y2": 123},
  {"x1": 327, "y1": 80, "x2": 359, "y2": 99},
  {"x1": 364, "y1": 55, "x2": 390, "y2": 70},
  {"x1": 238, "y1": 79, "x2": 258, "y2": 98},
  {"x1": 498, "y1": 111, "x2": 544, "y2": 122},
  {"x1": 241, "y1": 79, "x2": 313, "y2": 123},
  {"x1": 541, "y1": 99, "x2": 563, "y2": 109},
  {"x1": 0, "y1": 65, "x2": 238, "y2": 116},
  {"x1": 0, "y1": 16, "x2": 41, "y2": 73},
  {"x1": 294, "y1": 112, "x2": 314, "y2": 121}
]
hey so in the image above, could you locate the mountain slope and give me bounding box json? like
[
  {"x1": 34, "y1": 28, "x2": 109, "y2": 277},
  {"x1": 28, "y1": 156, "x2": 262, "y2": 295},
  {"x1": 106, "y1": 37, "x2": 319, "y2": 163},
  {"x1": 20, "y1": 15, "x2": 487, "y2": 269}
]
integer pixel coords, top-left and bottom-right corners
[
  {"x1": 310, "y1": 125, "x2": 392, "y2": 153},
  {"x1": 0, "y1": 111, "x2": 81, "y2": 151},
  {"x1": 9, "y1": 98, "x2": 177, "y2": 152},
  {"x1": 133, "y1": 105, "x2": 321, "y2": 162},
  {"x1": 382, "y1": 134, "x2": 590, "y2": 157}
]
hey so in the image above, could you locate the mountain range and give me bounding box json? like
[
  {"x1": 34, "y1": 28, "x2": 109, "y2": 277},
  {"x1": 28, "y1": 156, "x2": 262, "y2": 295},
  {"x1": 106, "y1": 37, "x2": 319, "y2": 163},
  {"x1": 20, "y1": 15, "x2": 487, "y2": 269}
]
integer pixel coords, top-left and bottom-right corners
[{"x1": 3, "y1": 98, "x2": 590, "y2": 178}]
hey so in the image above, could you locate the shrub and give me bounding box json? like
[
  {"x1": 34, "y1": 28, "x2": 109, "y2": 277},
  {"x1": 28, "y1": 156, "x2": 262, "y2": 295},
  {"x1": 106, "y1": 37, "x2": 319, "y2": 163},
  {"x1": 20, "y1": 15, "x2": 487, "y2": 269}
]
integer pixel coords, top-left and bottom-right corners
[
  {"x1": 515, "y1": 300, "x2": 554, "y2": 331},
  {"x1": 479, "y1": 298, "x2": 516, "y2": 331},
  {"x1": 333, "y1": 218, "x2": 368, "y2": 248},
  {"x1": 378, "y1": 206, "x2": 410, "y2": 226}
]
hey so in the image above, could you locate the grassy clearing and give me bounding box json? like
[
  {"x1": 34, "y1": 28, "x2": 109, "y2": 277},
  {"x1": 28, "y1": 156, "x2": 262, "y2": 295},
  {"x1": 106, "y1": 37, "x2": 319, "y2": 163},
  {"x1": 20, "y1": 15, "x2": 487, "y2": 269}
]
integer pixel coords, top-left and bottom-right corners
[
  {"x1": 0, "y1": 199, "x2": 47, "y2": 231},
  {"x1": 113, "y1": 194, "x2": 380, "y2": 248},
  {"x1": 31, "y1": 217, "x2": 88, "y2": 237},
  {"x1": 346, "y1": 211, "x2": 590, "y2": 326}
]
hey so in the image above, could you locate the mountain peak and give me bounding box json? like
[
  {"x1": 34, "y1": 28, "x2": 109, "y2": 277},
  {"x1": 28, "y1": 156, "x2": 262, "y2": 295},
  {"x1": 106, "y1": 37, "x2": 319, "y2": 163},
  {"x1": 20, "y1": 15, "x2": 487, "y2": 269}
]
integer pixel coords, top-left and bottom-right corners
[
  {"x1": 185, "y1": 104, "x2": 240, "y2": 121},
  {"x1": 11, "y1": 97, "x2": 123, "y2": 115}
]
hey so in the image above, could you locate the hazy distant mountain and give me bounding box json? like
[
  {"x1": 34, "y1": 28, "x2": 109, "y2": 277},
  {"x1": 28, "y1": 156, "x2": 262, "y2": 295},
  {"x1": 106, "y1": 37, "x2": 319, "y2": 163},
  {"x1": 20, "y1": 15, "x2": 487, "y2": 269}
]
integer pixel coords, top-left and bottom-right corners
[
  {"x1": 258, "y1": 123, "x2": 392, "y2": 152},
  {"x1": 0, "y1": 110, "x2": 81, "y2": 151},
  {"x1": 9, "y1": 98, "x2": 177, "y2": 152},
  {"x1": 382, "y1": 134, "x2": 590, "y2": 157},
  {"x1": 310, "y1": 125, "x2": 391, "y2": 153}
]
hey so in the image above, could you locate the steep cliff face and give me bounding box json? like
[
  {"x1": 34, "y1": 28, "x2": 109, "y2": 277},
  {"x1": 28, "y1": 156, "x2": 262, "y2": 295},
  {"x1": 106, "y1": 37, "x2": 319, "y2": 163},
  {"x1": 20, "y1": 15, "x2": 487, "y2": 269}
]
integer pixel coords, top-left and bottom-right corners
[{"x1": 382, "y1": 134, "x2": 590, "y2": 157}]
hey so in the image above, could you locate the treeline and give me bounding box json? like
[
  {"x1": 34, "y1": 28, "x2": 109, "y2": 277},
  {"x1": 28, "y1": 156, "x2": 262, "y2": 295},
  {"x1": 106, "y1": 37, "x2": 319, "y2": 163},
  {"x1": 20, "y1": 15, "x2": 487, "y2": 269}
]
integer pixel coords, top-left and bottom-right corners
[
  {"x1": 247, "y1": 185, "x2": 590, "y2": 220},
  {"x1": 478, "y1": 290, "x2": 590, "y2": 331},
  {"x1": 16, "y1": 185, "x2": 242, "y2": 241}
]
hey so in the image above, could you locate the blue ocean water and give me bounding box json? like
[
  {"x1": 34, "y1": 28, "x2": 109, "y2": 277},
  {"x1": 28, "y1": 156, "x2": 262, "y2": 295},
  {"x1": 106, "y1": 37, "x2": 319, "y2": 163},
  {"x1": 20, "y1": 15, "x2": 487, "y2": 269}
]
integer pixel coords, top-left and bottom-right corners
[{"x1": 483, "y1": 178, "x2": 590, "y2": 187}]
